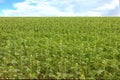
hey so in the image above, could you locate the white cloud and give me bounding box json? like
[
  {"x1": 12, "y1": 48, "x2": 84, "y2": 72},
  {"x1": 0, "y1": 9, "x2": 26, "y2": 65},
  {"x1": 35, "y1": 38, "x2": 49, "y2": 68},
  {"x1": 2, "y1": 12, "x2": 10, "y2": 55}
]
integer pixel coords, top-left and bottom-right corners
[
  {"x1": 91, "y1": 0, "x2": 120, "y2": 16},
  {"x1": 2, "y1": 0, "x2": 76, "y2": 16},
  {"x1": 95, "y1": 0, "x2": 118, "y2": 11},
  {"x1": 2, "y1": 0, "x2": 119, "y2": 16},
  {"x1": 100, "y1": 0, "x2": 120, "y2": 16}
]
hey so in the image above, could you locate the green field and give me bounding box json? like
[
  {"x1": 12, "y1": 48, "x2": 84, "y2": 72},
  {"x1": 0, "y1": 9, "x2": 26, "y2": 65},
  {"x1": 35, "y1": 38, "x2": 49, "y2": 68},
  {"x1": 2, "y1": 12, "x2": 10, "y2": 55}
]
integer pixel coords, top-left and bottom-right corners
[{"x1": 0, "y1": 17, "x2": 120, "y2": 79}]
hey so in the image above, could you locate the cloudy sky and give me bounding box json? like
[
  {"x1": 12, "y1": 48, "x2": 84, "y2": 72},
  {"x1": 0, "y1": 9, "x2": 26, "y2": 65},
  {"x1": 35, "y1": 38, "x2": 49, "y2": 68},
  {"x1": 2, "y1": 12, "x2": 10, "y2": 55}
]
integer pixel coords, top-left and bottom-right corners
[{"x1": 0, "y1": 0, "x2": 119, "y2": 16}]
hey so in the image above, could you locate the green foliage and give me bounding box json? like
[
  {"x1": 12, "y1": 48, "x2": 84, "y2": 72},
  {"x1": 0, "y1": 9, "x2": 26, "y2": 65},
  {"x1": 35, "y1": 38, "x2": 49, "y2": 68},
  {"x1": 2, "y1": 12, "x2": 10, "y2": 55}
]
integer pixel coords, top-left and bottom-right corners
[{"x1": 0, "y1": 17, "x2": 120, "y2": 79}]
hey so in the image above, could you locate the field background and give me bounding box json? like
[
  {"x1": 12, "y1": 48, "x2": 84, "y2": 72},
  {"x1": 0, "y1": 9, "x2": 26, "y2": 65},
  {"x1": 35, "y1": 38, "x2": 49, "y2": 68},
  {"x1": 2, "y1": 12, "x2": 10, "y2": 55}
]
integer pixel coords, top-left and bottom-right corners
[{"x1": 0, "y1": 17, "x2": 120, "y2": 79}]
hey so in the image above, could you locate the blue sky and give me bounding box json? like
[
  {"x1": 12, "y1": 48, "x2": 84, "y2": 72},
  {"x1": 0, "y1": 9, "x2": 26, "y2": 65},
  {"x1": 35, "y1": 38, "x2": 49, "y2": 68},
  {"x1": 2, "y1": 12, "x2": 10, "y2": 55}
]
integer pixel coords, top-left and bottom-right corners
[{"x1": 0, "y1": 0, "x2": 119, "y2": 16}]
